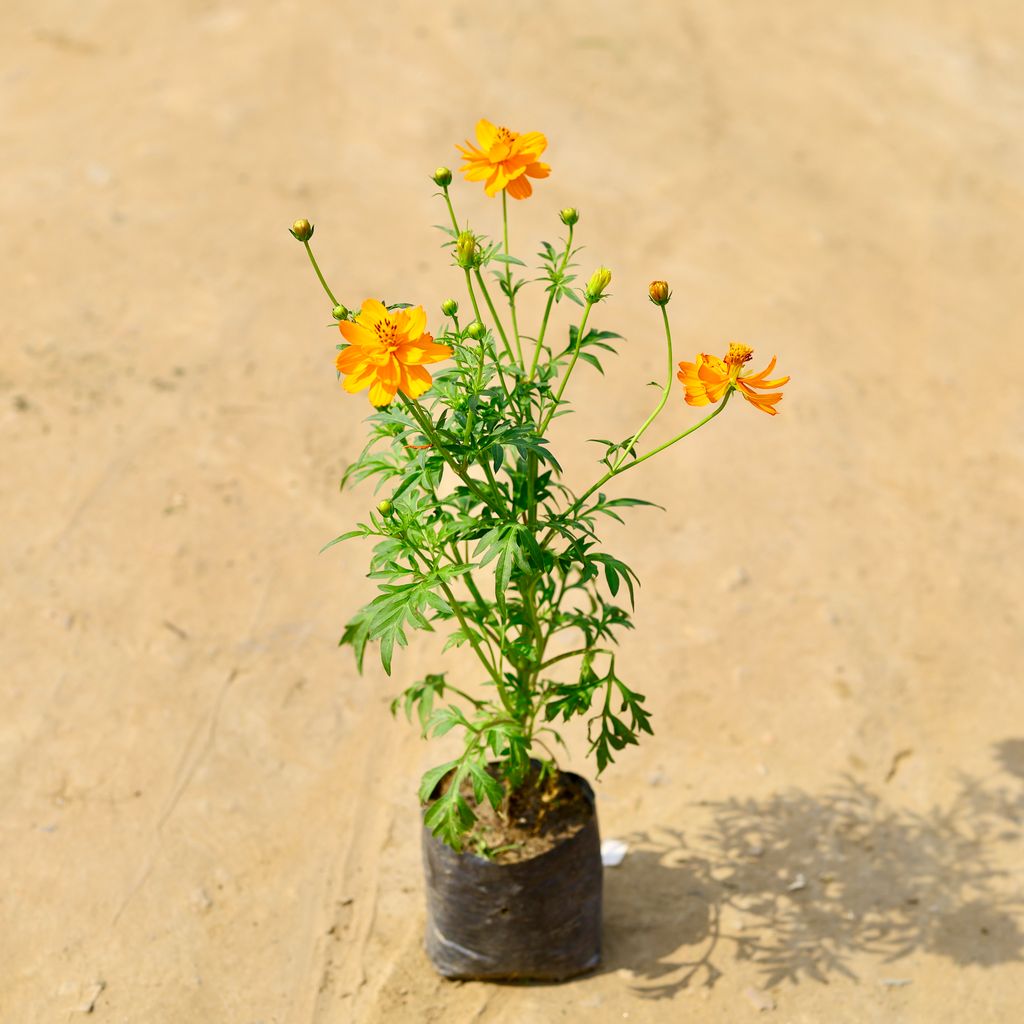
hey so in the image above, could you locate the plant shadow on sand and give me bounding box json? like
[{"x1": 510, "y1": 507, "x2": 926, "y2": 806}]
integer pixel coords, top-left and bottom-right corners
[{"x1": 601, "y1": 739, "x2": 1024, "y2": 997}]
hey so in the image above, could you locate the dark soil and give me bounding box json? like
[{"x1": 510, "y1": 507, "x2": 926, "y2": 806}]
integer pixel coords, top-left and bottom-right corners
[{"x1": 435, "y1": 765, "x2": 593, "y2": 864}]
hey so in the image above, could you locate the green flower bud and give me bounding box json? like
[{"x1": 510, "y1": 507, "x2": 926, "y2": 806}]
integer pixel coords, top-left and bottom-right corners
[
  {"x1": 290, "y1": 218, "x2": 313, "y2": 242},
  {"x1": 332, "y1": 303, "x2": 350, "y2": 320},
  {"x1": 455, "y1": 230, "x2": 478, "y2": 269},
  {"x1": 648, "y1": 280, "x2": 671, "y2": 307},
  {"x1": 466, "y1": 321, "x2": 486, "y2": 340},
  {"x1": 585, "y1": 266, "x2": 612, "y2": 302},
  {"x1": 559, "y1": 207, "x2": 580, "y2": 227},
  {"x1": 433, "y1": 166, "x2": 453, "y2": 188},
  {"x1": 376, "y1": 499, "x2": 394, "y2": 517},
  {"x1": 441, "y1": 298, "x2": 459, "y2": 317}
]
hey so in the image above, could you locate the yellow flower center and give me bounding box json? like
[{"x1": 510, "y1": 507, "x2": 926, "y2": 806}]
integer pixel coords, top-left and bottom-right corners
[
  {"x1": 724, "y1": 343, "x2": 754, "y2": 366},
  {"x1": 372, "y1": 317, "x2": 401, "y2": 352},
  {"x1": 496, "y1": 126, "x2": 516, "y2": 144}
]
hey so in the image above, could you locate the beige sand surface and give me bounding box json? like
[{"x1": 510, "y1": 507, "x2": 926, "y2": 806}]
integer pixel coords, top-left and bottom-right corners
[{"x1": 3, "y1": 1, "x2": 1023, "y2": 1021}]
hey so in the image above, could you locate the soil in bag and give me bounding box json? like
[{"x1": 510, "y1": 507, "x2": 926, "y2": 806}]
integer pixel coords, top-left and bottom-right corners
[{"x1": 421, "y1": 764, "x2": 602, "y2": 981}]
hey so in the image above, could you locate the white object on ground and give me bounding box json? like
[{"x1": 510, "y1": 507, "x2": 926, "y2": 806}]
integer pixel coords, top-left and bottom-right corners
[
  {"x1": 743, "y1": 985, "x2": 775, "y2": 1011},
  {"x1": 601, "y1": 839, "x2": 629, "y2": 867}
]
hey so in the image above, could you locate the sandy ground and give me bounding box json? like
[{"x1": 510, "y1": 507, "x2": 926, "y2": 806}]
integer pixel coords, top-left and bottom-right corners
[{"x1": 3, "y1": 1, "x2": 1023, "y2": 1021}]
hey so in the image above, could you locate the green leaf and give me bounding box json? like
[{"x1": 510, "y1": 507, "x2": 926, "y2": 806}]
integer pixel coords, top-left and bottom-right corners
[
  {"x1": 422, "y1": 762, "x2": 476, "y2": 850},
  {"x1": 466, "y1": 758, "x2": 503, "y2": 809},
  {"x1": 418, "y1": 759, "x2": 460, "y2": 802},
  {"x1": 319, "y1": 527, "x2": 370, "y2": 553}
]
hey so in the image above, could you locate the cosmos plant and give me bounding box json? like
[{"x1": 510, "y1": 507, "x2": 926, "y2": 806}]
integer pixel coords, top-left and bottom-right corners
[{"x1": 291, "y1": 120, "x2": 788, "y2": 848}]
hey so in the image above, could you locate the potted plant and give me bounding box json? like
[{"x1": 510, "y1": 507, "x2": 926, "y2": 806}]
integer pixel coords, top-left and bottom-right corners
[{"x1": 291, "y1": 119, "x2": 789, "y2": 981}]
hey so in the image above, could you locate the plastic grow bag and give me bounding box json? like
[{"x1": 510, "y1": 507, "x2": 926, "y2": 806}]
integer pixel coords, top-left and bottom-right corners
[{"x1": 421, "y1": 771, "x2": 602, "y2": 981}]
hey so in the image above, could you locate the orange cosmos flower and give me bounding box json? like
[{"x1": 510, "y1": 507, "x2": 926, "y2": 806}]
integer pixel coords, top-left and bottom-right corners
[
  {"x1": 457, "y1": 119, "x2": 551, "y2": 199},
  {"x1": 677, "y1": 343, "x2": 790, "y2": 416},
  {"x1": 335, "y1": 299, "x2": 452, "y2": 407}
]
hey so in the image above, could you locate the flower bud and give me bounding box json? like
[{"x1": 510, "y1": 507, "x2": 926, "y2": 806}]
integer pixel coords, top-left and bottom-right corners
[
  {"x1": 376, "y1": 499, "x2": 394, "y2": 517},
  {"x1": 433, "y1": 166, "x2": 453, "y2": 188},
  {"x1": 332, "y1": 304, "x2": 349, "y2": 320},
  {"x1": 648, "y1": 280, "x2": 671, "y2": 306},
  {"x1": 441, "y1": 298, "x2": 459, "y2": 318},
  {"x1": 455, "y1": 230, "x2": 478, "y2": 269},
  {"x1": 290, "y1": 218, "x2": 313, "y2": 242},
  {"x1": 559, "y1": 207, "x2": 580, "y2": 227},
  {"x1": 585, "y1": 266, "x2": 612, "y2": 302},
  {"x1": 466, "y1": 321, "x2": 486, "y2": 340}
]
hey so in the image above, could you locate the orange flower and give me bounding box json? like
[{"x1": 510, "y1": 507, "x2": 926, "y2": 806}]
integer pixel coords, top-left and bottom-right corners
[
  {"x1": 677, "y1": 343, "x2": 790, "y2": 416},
  {"x1": 457, "y1": 119, "x2": 551, "y2": 199},
  {"x1": 336, "y1": 299, "x2": 452, "y2": 407}
]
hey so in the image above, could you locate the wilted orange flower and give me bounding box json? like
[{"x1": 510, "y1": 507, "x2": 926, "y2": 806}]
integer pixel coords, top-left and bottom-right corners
[
  {"x1": 457, "y1": 119, "x2": 551, "y2": 199},
  {"x1": 336, "y1": 299, "x2": 452, "y2": 407},
  {"x1": 677, "y1": 343, "x2": 790, "y2": 416}
]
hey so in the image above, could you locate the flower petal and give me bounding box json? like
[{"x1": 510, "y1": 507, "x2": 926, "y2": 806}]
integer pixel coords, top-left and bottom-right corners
[
  {"x1": 399, "y1": 363, "x2": 433, "y2": 399},
  {"x1": 515, "y1": 131, "x2": 547, "y2": 157},
  {"x1": 524, "y1": 160, "x2": 551, "y2": 180},
  {"x1": 506, "y1": 174, "x2": 533, "y2": 199},
  {"x1": 396, "y1": 336, "x2": 452, "y2": 365},
  {"x1": 367, "y1": 377, "x2": 397, "y2": 407},
  {"x1": 358, "y1": 298, "x2": 390, "y2": 326},
  {"x1": 401, "y1": 305, "x2": 427, "y2": 341},
  {"x1": 338, "y1": 319, "x2": 378, "y2": 348},
  {"x1": 462, "y1": 161, "x2": 494, "y2": 181},
  {"x1": 336, "y1": 345, "x2": 371, "y2": 373},
  {"x1": 342, "y1": 362, "x2": 376, "y2": 393},
  {"x1": 475, "y1": 119, "x2": 498, "y2": 150},
  {"x1": 739, "y1": 388, "x2": 783, "y2": 414}
]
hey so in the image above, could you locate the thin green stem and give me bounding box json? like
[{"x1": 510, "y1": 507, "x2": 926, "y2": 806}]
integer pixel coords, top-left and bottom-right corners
[
  {"x1": 538, "y1": 647, "x2": 612, "y2": 672},
  {"x1": 538, "y1": 390, "x2": 733, "y2": 551},
  {"x1": 502, "y1": 191, "x2": 525, "y2": 366},
  {"x1": 616, "y1": 304, "x2": 675, "y2": 466},
  {"x1": 463, "y1": 269, "x2": 484, "y2": 324},
  {"x1": 473, "y1": 268, "x2": 515, "y2": 365},
  {"x1": 403, "y1": 542, "x2": 503, "y2": 695},
  {"x1": 302, "y1": 240, "x2": 339, "y2": 308},
  {"x1": 519, "y1": 575, "x2": 544, "y2": 691},
  {"x1": 604, "y1": 388, "x2": 732, "y2": 484},
  {"x1": 398, "y1": 392, "x2": 506, "y2": 517},
  {"x1": 442, "y1": 682, "x2": 488, "y2": 711},
  {"x1": 537, "y1": 299, "x2": 594, "y2": 436},
  {"x1": 441, "y1": 188, "x2": 459, "y2": 233},
  {"x1": 528, "y1": 223, "x2": 574, "y2": 382},
  {"x1": 436, "y1": 578, "x2": 514, "y2": 714}
]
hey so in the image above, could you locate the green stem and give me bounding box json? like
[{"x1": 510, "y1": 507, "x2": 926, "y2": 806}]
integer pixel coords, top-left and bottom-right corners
[
  {"x1": 302, "y1": 240, "x2": 339, "y2": 308},
  {"x1": 463, "y1": 269, "x2": 484, "y2": 324},
  {"x1": 538, "y1": 647, "x2": 612, "y2": 672},
  {"x1": 601, "y1": 388, "x2": 732, "y2": 486},
  {"x1": 580, "y1": 390, "x2": 732, "y2": 511},
  {"x1": 403, "y1": 541, "x2": 503, "y2": 691},
  {"x1": 398, "y1": 392, "x2": 506, "y2": 518},
  {"x1": 616, "y1": 304, "x2": 675, "y2": 465},
  {"x1": 519, "y1": 575, "x2": 544, "y2": 692},
  {"x1": 474, "y1": 268, "x2": 516, "y2": 365},
  {"x1": 441, "y1": 188, "x2": 460, "y2": 233},
  {"x1": 528, "y1": 223, "x2": 574, "y2": 382},
  {"x1": 436, "y1": 578, "x2": 509, "y2": 697},
  {"x1": 531, "y1": 568, "x2": 569, "y2": 691},
  {"x1": 537, "y1": 299, "x2": 594, "y2": 436},
  {"x1": 502, "y1": 191, "x2": 525, "y2": 367},
  {"x1": 442, "y1": 682, "x2": 488, "y2": 711},
  {"x1": 538, "y1": 390, "x2": 733, "y2": 551}
]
